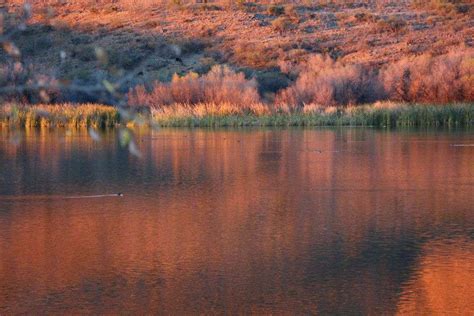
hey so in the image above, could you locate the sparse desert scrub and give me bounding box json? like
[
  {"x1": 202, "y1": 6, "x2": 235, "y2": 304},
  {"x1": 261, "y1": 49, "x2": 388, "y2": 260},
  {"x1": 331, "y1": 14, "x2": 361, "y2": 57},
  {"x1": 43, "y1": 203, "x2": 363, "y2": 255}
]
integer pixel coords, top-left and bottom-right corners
[
  {"x1": 128, "y1": 65, "x2": 261, "y2": 107},
  {"x1": 376, "y1": 15, "x2": 407, "y2": 33},
  {"x1": 412, "y1": 0, "x2": 473, "y2": 15},
  {"x1": 232, "y1": 42, "x2": 282, "y2": 69},
  {"x1": 275, "y1": 55, "x2": 382, "y2": 107},
  {"x1": 272, "y1": 17, "x2": 293, "y2": 34},
  {"x1": 353, "y1": 11, "x2": 378, "y2": 23},
  {"x1": 268, "y1": 5, "x2": 285, "y2": 16},
  {"x1": 381, "y1": 51, "x2": 474, "y2": 103}
]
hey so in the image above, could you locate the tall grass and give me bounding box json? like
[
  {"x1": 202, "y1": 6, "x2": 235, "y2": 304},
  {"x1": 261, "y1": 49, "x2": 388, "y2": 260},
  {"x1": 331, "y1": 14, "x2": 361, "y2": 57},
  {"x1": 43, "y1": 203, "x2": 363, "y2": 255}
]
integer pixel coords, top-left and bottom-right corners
[
  {"x1": 0, "y1": 103, "x2": 120, "y2": 128},
  {"x1": 1, "y1": 102, "x2": 472, "y2": 128},
  {"x1": 151, "y1": 102, "x2": 474, "y2": 127}
]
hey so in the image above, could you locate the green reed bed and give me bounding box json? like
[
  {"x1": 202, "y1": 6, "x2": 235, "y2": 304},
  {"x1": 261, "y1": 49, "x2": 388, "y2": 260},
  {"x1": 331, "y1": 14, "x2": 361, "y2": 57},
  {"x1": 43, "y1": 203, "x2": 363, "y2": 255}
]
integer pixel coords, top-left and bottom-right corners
[
  {"x1": 152, "y1": 103, "x2": 474, "y2": 127},
  {"x1": 1, "y1": 103, "x2": 472, "y2": 128}
]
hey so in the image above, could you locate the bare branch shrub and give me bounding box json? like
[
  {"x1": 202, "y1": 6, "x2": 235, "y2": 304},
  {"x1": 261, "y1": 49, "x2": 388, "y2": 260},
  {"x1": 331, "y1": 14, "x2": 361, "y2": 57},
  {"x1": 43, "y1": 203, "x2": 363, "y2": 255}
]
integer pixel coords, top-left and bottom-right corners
[
  {"x1": 381, "y1": 51, "x2": 474, "y2": 103},
  {"x1": 128, "y1": 65, "x2": 261, "y2": 107},
  {"x1": 275, "y1": 55, "x2": 383, "y2": 107},
  {"x1": 272, "y1": 17, "x2": 293, "y2": 34}
]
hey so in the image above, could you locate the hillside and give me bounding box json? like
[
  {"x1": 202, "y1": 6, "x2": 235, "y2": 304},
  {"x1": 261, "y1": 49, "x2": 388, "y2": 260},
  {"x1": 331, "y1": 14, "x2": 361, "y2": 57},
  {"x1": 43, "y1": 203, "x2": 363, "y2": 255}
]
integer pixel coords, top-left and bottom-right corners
[{"x1": 1, "y1": 0, "x2": 473, "y2": 105}]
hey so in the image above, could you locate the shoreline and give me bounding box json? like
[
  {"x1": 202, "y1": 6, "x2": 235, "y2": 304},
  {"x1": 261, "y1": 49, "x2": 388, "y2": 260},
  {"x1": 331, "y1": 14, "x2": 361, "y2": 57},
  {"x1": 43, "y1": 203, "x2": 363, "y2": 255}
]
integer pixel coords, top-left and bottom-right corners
[{"x1": 1, "y1": 103, "x2": 473, "y2": 128}]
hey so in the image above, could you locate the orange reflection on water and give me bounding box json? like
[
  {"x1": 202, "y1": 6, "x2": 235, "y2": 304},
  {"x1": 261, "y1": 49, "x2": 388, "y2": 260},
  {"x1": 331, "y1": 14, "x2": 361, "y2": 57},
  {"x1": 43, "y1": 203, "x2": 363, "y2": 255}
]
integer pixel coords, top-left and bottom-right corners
[
  {"x1": 0, "y1": 128, "x2": 473, "y2": 314},
  {"x1": 397, "y1": 239, "x2": 474, "y2": 315}
]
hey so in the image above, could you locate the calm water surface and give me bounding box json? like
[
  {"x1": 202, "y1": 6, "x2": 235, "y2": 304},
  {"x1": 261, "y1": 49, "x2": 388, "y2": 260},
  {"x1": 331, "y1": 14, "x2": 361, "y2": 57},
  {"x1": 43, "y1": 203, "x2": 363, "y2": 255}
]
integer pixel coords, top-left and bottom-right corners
[{"x1": 0, "y1": 128, "x2": 473, "y2": 314}]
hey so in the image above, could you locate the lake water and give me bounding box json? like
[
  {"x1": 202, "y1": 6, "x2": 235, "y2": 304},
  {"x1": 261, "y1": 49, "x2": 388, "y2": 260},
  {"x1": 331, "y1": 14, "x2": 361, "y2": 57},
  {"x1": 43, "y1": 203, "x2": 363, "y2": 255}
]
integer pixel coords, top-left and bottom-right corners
[{"x1": 0, "y1": 128, "x2": 473, "y2": 314}]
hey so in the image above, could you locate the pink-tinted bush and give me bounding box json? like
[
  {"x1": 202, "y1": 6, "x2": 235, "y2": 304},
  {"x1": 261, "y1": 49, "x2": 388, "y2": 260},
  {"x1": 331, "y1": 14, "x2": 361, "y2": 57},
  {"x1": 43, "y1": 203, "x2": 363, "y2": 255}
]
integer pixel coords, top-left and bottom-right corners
[
  {"x1": 128, "y1": 65, "x2": 261, "y2": 107},
  {"x1": 381, "y1": 51, "x2": 474, "y2": 103},
  {"x1": 130, "y1": 52, "x2": 473, "y2": 108},
  {"x1": 275, "y1": 55, "x2": 382, "y2": 107}
]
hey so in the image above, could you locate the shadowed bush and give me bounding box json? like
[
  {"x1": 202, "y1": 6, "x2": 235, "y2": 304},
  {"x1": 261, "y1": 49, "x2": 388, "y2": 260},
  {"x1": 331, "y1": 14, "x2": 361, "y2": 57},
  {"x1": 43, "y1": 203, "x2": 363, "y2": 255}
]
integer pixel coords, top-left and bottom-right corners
[{"x1": 128, "y1": 65, "x2": 261, "y2": 107}]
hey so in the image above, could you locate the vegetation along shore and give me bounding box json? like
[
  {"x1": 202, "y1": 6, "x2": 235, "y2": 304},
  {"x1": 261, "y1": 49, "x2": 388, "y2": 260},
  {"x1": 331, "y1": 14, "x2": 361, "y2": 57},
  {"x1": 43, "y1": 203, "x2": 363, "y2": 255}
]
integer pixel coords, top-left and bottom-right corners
[{"x1": 1, "y1": 103, "x2": 473, "y2": 128}]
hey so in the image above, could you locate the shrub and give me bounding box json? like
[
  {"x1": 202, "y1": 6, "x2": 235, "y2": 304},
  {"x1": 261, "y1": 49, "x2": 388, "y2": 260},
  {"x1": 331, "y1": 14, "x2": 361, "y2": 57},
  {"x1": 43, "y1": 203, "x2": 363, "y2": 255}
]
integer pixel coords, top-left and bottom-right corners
[
  {"x1": 237, "y1": 2, "x2": 261, "y2": 13},
  {"x1": 275, "y1": 55, "x2": 382, "y2": 107},
  {"x1": 268, "y1": 5, "x2": 284, "y2": 16},
  {"x1": 271, "y1": 17, "x2": 293, "y2": 33},
  {"x1": 184, "y1": 3, "x2": 222, "y2": 12},
  {"x1": 128, "y1": 65, "x2": 261, "y2": 107},
  {"x1": 200, "y1": 66, "x2": 260, "y2": 106},
  {"x1": 233, "y1": 42, "x2": 280, "y2": 68},
  {"x1": 108, "y1": 48, "x2": 147, "y2": 70},
  {"x1": 381, "y1": 51, "x2": 474, "y2": 103},
  {"x1": 455, "y1": 4, "x2": 471, "y2": 14},
  {"x1": 354, "y1": 11, "x2": 377, "y2": 23},
  {"x1": 377, "y1": 16, "x2": 407, "y2": 33},
  {"x1": 412, "y1": 0, "x2": 472, "y2": 14},
  {"x1": 284, "y1": 4, "x2": 299, "y2": 19},
  {"x1": 177, "y1": 39, "x2": 206, "y2": 55},
  {"x1": 72, "y1": 44, "x2": 96, "y2": 62}
]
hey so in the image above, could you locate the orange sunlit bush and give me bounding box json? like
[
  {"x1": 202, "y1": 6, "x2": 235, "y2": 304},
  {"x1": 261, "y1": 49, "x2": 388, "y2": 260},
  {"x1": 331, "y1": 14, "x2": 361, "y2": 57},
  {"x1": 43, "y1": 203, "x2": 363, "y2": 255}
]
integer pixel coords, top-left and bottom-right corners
[
  {"x1": 128, "y1": 65, "x2": 261, "y2": 108},
  {"x1": 381, "y1": 51, "x2": 474, "y2": 103},
  {"x1": 275, "y1": 55, "x2": 383, "y2": 107}
]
